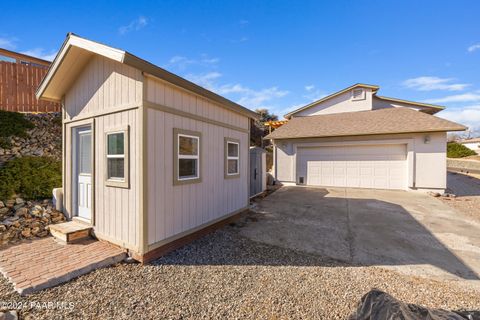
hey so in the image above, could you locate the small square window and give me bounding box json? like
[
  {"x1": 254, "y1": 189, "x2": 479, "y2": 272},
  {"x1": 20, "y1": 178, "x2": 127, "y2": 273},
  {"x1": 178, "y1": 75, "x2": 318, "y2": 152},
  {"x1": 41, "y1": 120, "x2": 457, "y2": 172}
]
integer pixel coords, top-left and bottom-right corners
[
  {"x1": 352, "y1": 89, "x2": 365, "y2": 101},
  {"x1": 105, "y1": 127, "x2": 129, "y2": 188},
  {"x1": 225, "y1": 138, "x2": 240, "y2": 178}
]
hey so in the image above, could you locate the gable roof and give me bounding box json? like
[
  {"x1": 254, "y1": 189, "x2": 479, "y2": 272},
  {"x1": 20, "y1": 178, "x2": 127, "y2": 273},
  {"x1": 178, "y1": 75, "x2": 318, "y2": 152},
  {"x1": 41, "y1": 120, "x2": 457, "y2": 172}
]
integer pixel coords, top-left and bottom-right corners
[
  {"x1": 284, "y1": 83, "x2": 379, "y2": 119},
  {"x1": 265, "y1": 107, "x2": 466, "y2": 140},
  {"x1": 284, "y1": 83, "x2": 445, "y2": 119},
  {"x1": 36, "y1": 33, "x2": 259, "y2": 119}
]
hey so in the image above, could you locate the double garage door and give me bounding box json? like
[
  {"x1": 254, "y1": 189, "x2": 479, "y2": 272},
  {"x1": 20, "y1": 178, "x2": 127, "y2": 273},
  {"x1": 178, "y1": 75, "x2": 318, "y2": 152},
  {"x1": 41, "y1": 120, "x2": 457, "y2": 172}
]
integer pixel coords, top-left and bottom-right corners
[{"x1": 298, "y1": 144, "x2": 407, "y2": 190}]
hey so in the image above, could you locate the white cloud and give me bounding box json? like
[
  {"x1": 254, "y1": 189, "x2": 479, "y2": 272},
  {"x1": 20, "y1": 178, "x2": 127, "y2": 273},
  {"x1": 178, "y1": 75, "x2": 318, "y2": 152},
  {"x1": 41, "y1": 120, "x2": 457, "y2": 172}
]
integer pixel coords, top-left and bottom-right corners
[
  {"x1": 185, "y1": 72, "x2": 222, "y2": 88},
  {"x1": 305, "y1": 85, "x2": 315, "y2": 91},
  {"x1": 168, "y1": 56, "x2": 195, "y2": 70},
  {"x1": 0, "y1": 37, "x2": 17, "y2": 50},
  {"x1": 425, "y1": 92, "x2": 480, "y2": 104},
  {"x1": 468, "y1": 44, "x2": 480, "y2": 53},
  {"x1": 438, "y1": 105, "x2": 480, "y2": 134},
  {"x1": 186, "y1": 72, "x2": 288, "y2": 109},
  {"x1": 167, "y1": 54, "x2": 219, "y2": 70},
  {"x1": 119, "y1": 16, "x2": 148, "y2": 35},
  {"x1": 402, "y1": 76, "x2": 469, "y2": 91},
  {"x1": 21, "y1": 48, "x2": 57, "y2": 61}
]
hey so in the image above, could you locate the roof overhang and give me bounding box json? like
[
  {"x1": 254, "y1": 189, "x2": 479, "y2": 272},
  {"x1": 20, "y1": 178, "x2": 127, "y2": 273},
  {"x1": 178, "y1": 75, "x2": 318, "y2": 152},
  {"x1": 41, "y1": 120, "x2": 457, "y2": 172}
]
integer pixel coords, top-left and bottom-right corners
[
  {"x1": 374, "y1": 95, "x2": 445, "y2": 115},
  {"x1": 36, "y1": 33, "x2": 259, "y2": 119}
]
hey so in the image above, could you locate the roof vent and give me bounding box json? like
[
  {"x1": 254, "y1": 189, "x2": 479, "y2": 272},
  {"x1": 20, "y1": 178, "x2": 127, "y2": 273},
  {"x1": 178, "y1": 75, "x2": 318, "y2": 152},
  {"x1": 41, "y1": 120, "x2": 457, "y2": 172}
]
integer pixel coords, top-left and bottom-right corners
[{"x1": 352, "y1": 88, "x2": 365, "y2": 101}]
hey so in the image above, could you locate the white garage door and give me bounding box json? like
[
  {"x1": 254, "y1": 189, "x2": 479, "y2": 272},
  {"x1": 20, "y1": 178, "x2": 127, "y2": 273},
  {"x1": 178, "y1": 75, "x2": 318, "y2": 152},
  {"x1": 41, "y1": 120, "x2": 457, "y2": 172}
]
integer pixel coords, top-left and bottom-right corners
[{"x1": 298, "y1": 144, "x2": 407, "y2": 190}]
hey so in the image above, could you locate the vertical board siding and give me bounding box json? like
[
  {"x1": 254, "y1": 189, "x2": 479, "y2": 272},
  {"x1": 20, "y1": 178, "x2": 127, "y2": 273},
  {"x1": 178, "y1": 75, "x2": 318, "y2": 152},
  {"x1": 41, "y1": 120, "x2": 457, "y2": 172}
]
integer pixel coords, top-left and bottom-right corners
[
  {"x1": 64, "y1": 55, "x2": 142, "y2": 121},
  {"x1": 94, "y1": 109, "x2": 139, "y2": 249},
  {"x1": 145, "y1": 77, "x2": 249, "y2": 131},
  {"x1": 146, "y1": 108, "x2": 249, "y2": 245},
  {"x1": 64, "y1": 56, "x2": 142, "y2": 250},
  {"x1": 145, "y1": 77, "x2": 250, "y2": 245},
  {"x1": 0, "y1": 61, "x2": 60, "y2": 112}
]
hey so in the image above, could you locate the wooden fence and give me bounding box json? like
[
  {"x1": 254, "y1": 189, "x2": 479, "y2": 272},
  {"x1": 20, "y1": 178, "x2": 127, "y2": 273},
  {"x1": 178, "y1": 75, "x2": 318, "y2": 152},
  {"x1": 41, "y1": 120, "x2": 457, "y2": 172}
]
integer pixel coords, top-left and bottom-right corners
[{"x1": 0, "y1": 61, "x2": 60, "y2": 113}]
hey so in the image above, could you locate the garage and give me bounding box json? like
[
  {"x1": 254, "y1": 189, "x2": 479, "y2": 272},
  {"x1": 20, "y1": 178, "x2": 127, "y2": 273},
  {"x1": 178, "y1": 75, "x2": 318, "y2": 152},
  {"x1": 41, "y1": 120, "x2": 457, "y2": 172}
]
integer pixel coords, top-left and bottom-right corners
[{"x1": 298, "y1": 144, "x2": 407, "y2": 190}]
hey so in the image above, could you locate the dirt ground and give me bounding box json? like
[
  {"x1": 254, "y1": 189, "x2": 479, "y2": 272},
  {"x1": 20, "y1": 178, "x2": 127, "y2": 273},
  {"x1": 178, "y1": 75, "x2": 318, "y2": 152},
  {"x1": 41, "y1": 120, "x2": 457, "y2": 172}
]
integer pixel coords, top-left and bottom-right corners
[{"x1": 441, "y1": 172, "x2": 480, "y2": 223}]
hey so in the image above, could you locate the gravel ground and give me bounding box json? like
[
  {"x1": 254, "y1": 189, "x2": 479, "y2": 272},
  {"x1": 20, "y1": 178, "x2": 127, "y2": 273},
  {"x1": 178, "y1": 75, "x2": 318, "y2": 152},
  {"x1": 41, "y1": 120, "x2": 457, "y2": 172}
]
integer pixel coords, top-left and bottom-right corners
[
  {"x1": 441, "y1": 172, "x2": 480, "y2": 223},
  {"x1": 0, "y1": 219, "x2": 479, "y2": 319}
]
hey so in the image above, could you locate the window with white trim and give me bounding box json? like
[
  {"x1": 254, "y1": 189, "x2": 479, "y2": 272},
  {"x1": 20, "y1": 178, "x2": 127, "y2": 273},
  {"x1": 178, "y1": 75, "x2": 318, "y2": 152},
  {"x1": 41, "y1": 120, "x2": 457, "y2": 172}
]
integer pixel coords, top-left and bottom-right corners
[
  {"x1": 225, "y1": 138, "x2": 240, "y2": 178},
  {"x1": 174, "y1": 128, "x2": 201, "y2": 185},
  {"x1": 105, "y1": 126, "x2": 129, "y2": 188}
]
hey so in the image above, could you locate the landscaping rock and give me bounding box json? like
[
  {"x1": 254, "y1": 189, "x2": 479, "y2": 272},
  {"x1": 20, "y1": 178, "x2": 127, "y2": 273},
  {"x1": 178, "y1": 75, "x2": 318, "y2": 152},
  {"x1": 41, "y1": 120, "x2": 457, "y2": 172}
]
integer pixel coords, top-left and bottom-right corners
[
  {"x1": 15, "y1": 198, "x2": 24, "y2": 205},
  {"x1": 0, "y1": 310, "x2": 18, "y2": 320},
  {"x1": 0, "y1": 199, "x2": 66, "y2": 246},
  {"x1": 0, "y1": 201, "x2": 4, "y2": 208},
  {"x1": 0, "y1": 113, "x2": 61, "y2": 166}
]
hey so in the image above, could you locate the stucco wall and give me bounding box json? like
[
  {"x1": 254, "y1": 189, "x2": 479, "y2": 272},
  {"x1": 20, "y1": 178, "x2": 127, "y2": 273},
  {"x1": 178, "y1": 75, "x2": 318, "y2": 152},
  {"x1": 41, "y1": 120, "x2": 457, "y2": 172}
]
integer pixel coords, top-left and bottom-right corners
[
  {"x1": 273, "y1": 132, "x2": 447, "y2": 190},
  {"x1": 293, "y1": 88, "x2": 374, "y2": 117}
]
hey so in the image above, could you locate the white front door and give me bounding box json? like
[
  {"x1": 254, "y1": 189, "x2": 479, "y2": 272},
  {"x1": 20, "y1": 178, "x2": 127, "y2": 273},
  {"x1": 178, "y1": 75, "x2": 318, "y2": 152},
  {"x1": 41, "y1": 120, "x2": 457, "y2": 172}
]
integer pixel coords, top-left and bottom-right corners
[{"x1": 76, "y1": 128, "x2": 92, "y2": 220}]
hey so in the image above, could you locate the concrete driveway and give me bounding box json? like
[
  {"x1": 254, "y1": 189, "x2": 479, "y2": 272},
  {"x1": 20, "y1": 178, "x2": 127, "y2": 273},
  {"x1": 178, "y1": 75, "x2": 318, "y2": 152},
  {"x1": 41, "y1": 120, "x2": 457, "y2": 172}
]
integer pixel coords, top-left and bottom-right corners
[{"x1": 242, "y1": 186, "x2": 480, "y2": 282}]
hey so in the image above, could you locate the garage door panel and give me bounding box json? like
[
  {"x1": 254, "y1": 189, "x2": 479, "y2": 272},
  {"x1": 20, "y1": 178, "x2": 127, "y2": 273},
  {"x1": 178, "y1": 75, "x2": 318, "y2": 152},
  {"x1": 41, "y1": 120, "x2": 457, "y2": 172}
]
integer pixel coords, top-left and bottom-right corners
[{"x1": 301, "y1": 144, "x2": 407, "y2": 190}]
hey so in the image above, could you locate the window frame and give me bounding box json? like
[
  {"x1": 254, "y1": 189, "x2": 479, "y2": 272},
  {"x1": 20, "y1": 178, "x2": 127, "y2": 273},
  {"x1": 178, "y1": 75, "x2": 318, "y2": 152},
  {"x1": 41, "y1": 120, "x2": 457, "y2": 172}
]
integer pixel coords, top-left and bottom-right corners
[
  {"x1": 351, "y1": 88, "x2": 365, "y2": 101},
  {"x1": 224, "y1": 137, "x2": 240, "y2": 179},
  {"x1": 105, "y1": 125, "x2": 130, "y2": 189},
  {"x1": 173, "y1": 128, "x2": 202, "y2": 185}
]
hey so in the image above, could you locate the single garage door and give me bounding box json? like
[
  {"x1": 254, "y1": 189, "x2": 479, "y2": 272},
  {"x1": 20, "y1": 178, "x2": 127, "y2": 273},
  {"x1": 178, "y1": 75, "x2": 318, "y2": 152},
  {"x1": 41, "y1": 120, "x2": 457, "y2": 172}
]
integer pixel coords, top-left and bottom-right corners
[{"x1": 298, "y1": 144, "x2": 407, "y2": 190}]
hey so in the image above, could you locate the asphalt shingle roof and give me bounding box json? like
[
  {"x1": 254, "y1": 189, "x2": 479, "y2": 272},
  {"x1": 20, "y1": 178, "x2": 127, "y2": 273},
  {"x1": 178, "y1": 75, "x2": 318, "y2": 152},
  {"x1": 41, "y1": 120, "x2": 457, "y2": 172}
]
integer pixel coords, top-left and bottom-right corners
[{"x1": 265, "y1": 107, "x2": 466, "y2": 140}]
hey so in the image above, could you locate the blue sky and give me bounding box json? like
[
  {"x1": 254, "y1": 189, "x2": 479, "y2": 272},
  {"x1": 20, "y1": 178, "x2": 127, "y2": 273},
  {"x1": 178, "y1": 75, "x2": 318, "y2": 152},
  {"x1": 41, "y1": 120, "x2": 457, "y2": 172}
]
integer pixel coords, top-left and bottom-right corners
[{"x1": 1, "y1": 1, "x2": 479, "y2": 134}]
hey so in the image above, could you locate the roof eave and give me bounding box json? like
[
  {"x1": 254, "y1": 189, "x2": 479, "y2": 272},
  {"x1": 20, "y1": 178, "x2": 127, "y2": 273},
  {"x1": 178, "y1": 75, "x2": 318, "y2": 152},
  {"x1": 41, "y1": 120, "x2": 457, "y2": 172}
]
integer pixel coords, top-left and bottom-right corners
[{"x1": 375, "y1": 95, "x2": 445, "y2": 114}]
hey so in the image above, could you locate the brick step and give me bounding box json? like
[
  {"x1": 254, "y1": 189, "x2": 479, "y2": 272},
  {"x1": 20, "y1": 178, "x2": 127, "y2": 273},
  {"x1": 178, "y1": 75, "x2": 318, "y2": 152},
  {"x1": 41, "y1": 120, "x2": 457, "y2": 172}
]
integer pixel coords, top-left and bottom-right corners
[{"x1": 48, "y1": 220, "x2": 93, "y2": 244}]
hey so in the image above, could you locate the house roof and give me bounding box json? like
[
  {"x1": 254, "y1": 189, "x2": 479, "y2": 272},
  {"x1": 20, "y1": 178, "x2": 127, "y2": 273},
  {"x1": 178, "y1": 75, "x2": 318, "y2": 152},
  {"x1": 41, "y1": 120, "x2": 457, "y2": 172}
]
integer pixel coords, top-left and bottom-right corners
[
  {"x1": 36, "y1": 33, "x2": 259, "y2": 119},
  {"x1": 284, "y1": 83, "x2": 445, "y2": 119},
  {"x1": 460, "y1": 138, "x2": 480, "y2": 144},
  {"x1": 265, "y1": 107, "x2": 466, "y2": 140},
  {"x1": 284, "y1": 83, "x2": 379, "y2": 119}
]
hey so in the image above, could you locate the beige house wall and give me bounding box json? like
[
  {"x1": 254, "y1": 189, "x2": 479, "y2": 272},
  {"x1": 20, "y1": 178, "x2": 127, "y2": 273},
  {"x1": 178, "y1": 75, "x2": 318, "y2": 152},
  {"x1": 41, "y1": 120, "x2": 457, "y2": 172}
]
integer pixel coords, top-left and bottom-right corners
[
  {"x1": 144, "y1": 77, "x2": 249, "y2": 249},
  {"x1": 64, "y1": 55, "x2": 142, "y2": 121},
  {"x1": 293, "y1": 88, "x2": 375, "y2": 117},
  {"x1": 273, "y1": 132, "x2": 447, "y2": 191},
  {"x1": 63, "y1": 56, "x2": 143, "y2": 251}
]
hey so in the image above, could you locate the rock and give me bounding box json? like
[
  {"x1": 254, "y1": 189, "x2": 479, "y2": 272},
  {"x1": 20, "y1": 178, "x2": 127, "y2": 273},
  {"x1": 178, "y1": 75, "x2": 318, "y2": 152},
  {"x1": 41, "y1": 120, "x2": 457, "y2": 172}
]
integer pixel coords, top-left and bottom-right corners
[
  {"x1": 15, "y1": 198, "x2": 24, "y2": 205},
  {"x1": 0, "y1": 207, "x2": 9, "y2": 215},
  {"x1": 0, "y1": 201, "x2": 4, "y2": 208},
  {"x1": 31, "y1": 226, "x2": 40, "y2": 236},
  {"x1": 5, "y1": 200, "x2": 15, "y2": 208},
  {"x1": 0, "y1": 310, "x2": 19, "y2": 320},
  {"x1": 15, "y1": 207, "x2": 28, "y2": 217},
  {"x1": 52, "y1": 215, "x2": 64, "y2": 223},
  {"x1": 427, "y1": 191, "x2": 441, "y2": 197},
  {"x1": 30, "y1": 205, "x2": 44, "y2": 217},
  {"x1": 0, "y1": 225, "x2": 6, "y2": 232},
  {"x1": 21, "y1": 228, "x2": 31, "y2": 238}
]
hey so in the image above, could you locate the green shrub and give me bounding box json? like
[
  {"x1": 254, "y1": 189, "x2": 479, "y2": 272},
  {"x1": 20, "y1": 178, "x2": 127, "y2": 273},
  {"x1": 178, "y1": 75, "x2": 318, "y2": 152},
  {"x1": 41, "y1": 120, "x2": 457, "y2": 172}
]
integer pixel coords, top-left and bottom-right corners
[
  {"x1": 0, "y1": 110, "x2": 34, "y2": 148},
  {"x1": 447, "y1": 142, "x2": 477, "y2": 158},
  {"x1": 0, "y1": 156, "x2": 62, "y2": 201}
]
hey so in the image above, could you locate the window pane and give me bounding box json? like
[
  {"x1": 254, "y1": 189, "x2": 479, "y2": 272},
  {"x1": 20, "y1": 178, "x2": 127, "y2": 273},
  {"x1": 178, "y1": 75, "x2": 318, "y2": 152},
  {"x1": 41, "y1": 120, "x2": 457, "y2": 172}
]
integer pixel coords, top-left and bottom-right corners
[
  {"x1": 228, "y1": 159, "x2": 238, "y2": 174},
  {"x1": 108, "y1": 158, "x2": 125, "y2": 179},
  {"x1": 79, "y1": 133, "x2": 91, "y2": 174},
  {"x1": 108, "y1": 133, "x2": 124, "y2": 155},
  {"x1": 179, "y1": 136, "x2": 198, "y2": 155},
  {"x1": 179, "y1": 159, "x2": 197, "y2": 178},
  {"x1": 228, "y1": 142, "x2": 238, "y2": 157}
]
